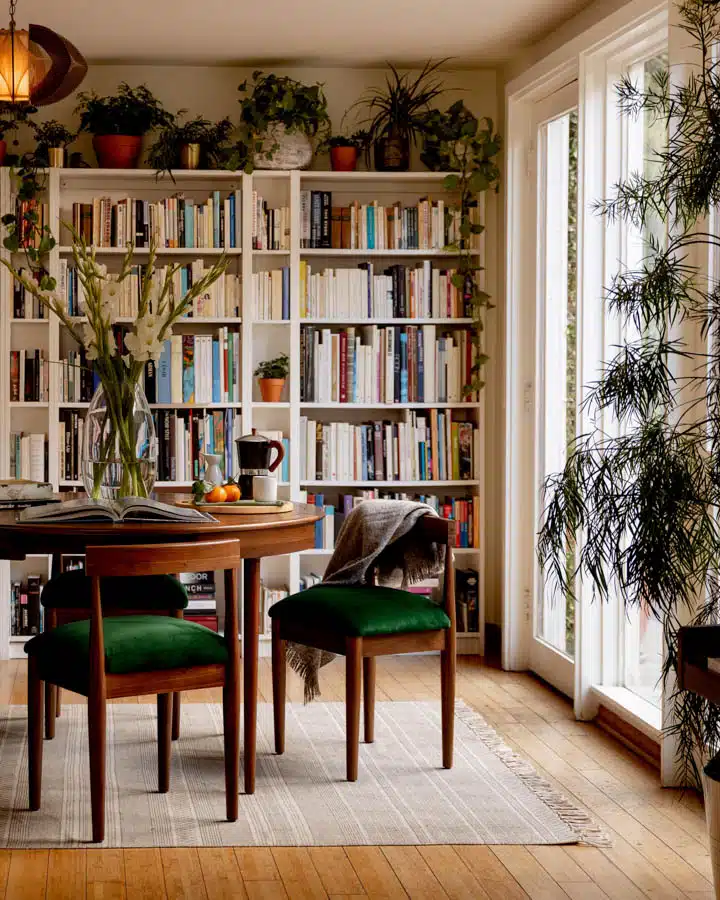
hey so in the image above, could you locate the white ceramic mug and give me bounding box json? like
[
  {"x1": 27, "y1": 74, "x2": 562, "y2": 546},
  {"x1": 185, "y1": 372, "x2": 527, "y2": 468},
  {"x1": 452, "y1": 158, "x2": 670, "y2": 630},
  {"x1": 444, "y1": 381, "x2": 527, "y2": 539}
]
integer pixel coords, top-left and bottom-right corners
[{"x1": 252, "y1": 475, "x2": 278, "y2": 502}]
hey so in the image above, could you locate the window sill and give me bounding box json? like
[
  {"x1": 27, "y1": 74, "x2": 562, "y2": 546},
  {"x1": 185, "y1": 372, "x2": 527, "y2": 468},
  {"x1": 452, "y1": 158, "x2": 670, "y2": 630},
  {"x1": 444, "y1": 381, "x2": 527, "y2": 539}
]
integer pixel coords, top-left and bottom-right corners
[{"x1": 590, "y1": 685, "x2": 662, "y2": 743}]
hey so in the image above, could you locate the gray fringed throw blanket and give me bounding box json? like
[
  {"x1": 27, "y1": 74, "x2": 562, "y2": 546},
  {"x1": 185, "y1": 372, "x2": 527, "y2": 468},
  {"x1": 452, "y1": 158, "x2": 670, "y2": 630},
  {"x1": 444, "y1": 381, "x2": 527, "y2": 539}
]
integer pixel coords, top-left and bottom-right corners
[{"x1": 288, "y1": 500, "x2": 445, "y2": 701}]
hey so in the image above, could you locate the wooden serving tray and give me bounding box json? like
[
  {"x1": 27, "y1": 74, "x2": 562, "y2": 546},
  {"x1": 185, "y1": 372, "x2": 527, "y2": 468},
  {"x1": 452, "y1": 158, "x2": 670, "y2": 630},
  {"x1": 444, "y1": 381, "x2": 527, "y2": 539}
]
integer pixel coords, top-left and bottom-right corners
[{"x1": 175, "y1": 498, "x2": 294, "y2": 515}]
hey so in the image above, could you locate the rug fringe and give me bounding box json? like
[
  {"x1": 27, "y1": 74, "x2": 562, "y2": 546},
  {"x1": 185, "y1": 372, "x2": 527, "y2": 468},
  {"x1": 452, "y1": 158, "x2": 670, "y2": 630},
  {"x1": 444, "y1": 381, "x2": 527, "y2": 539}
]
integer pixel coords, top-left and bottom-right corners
[{"x1": 455, "y1": 701, "x2": 612, "y2": 848}]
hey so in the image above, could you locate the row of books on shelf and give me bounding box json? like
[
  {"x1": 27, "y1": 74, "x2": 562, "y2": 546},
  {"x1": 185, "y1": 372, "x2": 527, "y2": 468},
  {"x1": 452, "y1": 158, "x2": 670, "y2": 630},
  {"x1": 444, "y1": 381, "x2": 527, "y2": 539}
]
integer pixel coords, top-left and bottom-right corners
[
  {"x1": 299, "y1": 412, "x2": 479, "y2": 483},
  {"x1": 9, "y1": 432, "x2": 46, "y2": 482},
  {"x1": 17, "y1": 200, "x2": 50, "y2": 251},
  {"x1": 300, "y1": 492, "x2": 480, "y2": 549},
  {"x1": 70, "y1": 192, "x2": 241, "y2": 249},
  {"x1": 299, "y1": 193, "x2": 478, "y2": 251},
  {"x1": 9, "y1": 349, "x2": 49, "y2": 403},
  {"x1": 144, "y1": 330, "x2": 241, "y2": 404},
  {"x1": 58, "y1": 349, "x2": 97, "y2": 402},
  {"x1": 300, "y1": 261, "x2": 472, "y2": 320},
  {"x1": 58, "y1": 411, "x2": 85, "y2": 482},
  {"x1": 10, "y1": 576, "x2": 43, "y2": 636},
  {"x1": 58, "y1": 261, "x2": 242, "y2": 319},
  {"x1": 252, "y1": 194, "x2": 290, "y2": 250},
  {"x1": 252, "y1": 268, "x2": 290, "y2": 320},
  {"x1": 153, "y1": 408, "x2": 244, "y2": 484},
  {"x1": 179, "y1": 571, "x2": 219, "y2": 631},
  {"x1": 12, "y1": 268, "x2": 45, "y2": 319},
  {"x1": 300, "y1": 325, "x2": 477, "y2": 404},
  {"x1": 260, "y1": 583, "x2": 289, "y2": 635}
]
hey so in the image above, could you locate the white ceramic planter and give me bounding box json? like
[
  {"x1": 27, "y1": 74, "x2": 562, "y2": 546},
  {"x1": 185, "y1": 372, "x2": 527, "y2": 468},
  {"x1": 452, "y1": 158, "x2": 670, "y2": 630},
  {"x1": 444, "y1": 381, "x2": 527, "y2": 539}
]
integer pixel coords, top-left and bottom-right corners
[{"x1": 253, "y1": 123, "x2": 312, "y2": 170}]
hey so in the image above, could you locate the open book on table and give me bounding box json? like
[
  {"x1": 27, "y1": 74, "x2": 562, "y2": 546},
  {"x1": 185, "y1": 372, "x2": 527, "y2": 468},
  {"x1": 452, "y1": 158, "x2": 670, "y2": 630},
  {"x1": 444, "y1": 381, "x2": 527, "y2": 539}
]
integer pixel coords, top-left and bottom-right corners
[{"x1": 18, "y1": 497, "x2": 218, "y2": 525}]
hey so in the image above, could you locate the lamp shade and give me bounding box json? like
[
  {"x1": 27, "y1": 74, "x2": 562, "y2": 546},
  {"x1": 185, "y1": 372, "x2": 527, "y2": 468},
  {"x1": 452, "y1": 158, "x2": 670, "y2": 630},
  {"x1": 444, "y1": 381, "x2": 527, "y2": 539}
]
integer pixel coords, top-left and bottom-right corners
[{"x1": 0, "y1": 23, "x2": 86, "y2": 106}]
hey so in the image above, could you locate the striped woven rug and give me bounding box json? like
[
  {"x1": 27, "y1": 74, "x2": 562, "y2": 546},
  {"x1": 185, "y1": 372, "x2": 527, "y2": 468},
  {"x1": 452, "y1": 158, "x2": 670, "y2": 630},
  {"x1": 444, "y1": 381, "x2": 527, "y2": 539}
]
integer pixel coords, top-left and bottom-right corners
[{"x1": 0, "y1": 701, "x2": 607, "y2": 848}]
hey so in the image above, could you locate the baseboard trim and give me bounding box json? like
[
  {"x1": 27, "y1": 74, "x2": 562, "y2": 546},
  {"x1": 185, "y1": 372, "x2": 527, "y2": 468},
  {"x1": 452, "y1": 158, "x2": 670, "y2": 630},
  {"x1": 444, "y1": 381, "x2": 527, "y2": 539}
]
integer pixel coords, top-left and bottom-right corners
[{"x1": 596, "y1": 704, "x2": 661, "y2": 769}]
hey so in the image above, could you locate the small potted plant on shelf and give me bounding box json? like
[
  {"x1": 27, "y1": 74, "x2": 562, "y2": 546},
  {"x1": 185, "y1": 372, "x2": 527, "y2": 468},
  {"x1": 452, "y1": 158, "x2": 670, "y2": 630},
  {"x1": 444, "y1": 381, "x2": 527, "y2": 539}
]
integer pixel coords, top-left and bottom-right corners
[
  {"x1": 237, "y1": 71, "x2": 331, "y2": 172},
  {"x1": 0, "y1": 103, "x2": 35, "y2": 167},
  {"x1": 75, "y1": 83, "x2": 174, "y2": 169},
  {"x1": 348, "y1": 60, "x2": 447, "y2": 172},
  {"x1": 147, "y1": 114, "x2": 235, "y2": 174},
  {"x1": 325, "y1": 130, "x2": 369, "y2": 171},
  {"x1": 31, "y1": 120, "x2": 76, "y2": 167},
  {"x1": 254, "y1": 353, "x2": 289, "y2": 402}
]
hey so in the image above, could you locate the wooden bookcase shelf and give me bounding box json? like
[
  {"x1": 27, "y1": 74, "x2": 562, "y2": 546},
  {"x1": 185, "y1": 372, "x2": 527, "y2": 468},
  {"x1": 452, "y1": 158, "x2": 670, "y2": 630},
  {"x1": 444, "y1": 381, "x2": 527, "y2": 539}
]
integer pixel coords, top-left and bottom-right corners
[{"x1": 0, "y1": 167, "x2": 485, "y2": 659}]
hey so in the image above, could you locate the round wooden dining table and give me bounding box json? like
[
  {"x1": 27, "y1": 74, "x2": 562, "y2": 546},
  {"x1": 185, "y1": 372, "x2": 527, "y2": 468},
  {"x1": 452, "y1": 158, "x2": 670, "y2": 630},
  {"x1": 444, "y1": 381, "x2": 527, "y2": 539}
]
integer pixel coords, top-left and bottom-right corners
[{"x1": 0, "y1": 495, "x2": 324, "y2": 795}]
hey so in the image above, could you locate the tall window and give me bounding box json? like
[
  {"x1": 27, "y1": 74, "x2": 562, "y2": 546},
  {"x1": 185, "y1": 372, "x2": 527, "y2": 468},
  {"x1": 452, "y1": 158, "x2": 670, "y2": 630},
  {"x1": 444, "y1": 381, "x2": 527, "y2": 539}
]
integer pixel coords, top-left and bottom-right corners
[{"x1": 536, "y1": 107, "x2": 579, "y2": 659}]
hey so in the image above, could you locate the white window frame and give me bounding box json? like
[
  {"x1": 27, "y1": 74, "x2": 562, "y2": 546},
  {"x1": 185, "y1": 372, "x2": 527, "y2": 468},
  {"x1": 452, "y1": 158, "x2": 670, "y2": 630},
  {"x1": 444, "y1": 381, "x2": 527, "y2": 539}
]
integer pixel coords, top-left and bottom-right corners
[{"x1": 504, "y1": 0, "x2": 669, "y2": 732}]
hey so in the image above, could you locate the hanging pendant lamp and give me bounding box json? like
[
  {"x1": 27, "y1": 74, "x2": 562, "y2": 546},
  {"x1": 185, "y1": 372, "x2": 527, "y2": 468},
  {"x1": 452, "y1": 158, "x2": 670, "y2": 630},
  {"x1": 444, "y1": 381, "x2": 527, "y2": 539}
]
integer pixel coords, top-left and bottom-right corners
[{"x1": 0, "y1": 0, "x2": 87, "y2": 106}]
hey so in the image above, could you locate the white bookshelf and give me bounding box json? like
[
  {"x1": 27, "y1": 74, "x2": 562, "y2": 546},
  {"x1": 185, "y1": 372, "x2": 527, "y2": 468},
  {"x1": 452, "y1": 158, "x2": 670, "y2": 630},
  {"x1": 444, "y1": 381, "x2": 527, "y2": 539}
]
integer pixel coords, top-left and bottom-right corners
[{"x1": 0, "y1": 167, "x2": 485, "y2": 659}]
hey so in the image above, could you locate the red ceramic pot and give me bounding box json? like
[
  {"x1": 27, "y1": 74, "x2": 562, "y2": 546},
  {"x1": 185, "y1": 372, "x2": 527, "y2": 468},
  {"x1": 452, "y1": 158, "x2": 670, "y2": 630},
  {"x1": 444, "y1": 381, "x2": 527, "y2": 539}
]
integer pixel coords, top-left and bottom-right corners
[
  {"x1": 93, "y1": 134, "x2": 143, "y2": 169},
  {"x1": 330, "y1": 146, "x2": 358, "y2": 172},
  {"x1": 0, "y1": 140, "x2": 7, "y2": 166}
]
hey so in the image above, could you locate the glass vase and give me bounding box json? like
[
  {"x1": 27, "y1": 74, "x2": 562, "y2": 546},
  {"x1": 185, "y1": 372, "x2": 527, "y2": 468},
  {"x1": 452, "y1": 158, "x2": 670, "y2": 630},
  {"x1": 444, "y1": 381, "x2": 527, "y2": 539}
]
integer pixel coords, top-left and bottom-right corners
[{"x1": 81, "y1": 380, "x2": 157, "y2": 500}]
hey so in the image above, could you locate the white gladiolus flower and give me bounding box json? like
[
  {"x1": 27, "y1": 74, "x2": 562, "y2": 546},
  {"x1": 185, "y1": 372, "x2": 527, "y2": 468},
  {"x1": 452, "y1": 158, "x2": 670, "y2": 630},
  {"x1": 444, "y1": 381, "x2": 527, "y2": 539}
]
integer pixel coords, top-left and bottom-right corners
[
  {"x1": 124, "y1": 314, "x2": 165, "y2": 362},
  {"x1": 100, "y1": 279, "x2": 122, "y2": 318},
  {"x1": 83, "y1": 323, "x2": 99, "y2": 360}
]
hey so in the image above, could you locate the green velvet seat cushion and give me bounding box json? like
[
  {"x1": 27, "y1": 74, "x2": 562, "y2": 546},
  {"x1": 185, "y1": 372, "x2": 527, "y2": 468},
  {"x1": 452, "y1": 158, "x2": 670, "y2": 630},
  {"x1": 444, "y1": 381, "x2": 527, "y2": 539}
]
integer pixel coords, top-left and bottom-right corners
[
  {"x1": 25, "y1": 615, "x2": 226, "y2": 695},
  {"x1": 40, "y1": 569, "x2": 188, "y2": 611},
  {"x1": 268, "y1": 584, "x2": 451, "y2": 637}
]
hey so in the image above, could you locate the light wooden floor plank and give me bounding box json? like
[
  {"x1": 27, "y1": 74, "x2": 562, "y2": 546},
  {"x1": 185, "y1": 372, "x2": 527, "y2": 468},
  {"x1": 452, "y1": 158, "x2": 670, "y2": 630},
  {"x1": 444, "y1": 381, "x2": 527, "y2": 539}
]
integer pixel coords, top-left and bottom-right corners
[
  {"x1": 123, "y1": 849, "x2": 167, "y2": 900},
  {"x1": 308, "y1": 849, "x2": 363, "y2": 896},
  {"x1": 418, "y1": 846, "x2": 491, "y2": 899},
  {"x1": 5, "y1": 850, "x2": 48, "y2": 900},
  {"x1": 45, "y1": 849, "x2": 87, "y2": 900},
  {"x1": 197, "y1": 848, "x2": 248, "y2": 900},
  {"x1": 271, "y1": 847, "x2": 327, "y2": 899},
  {"x1": 343, "y1": 847, "x2": 407, "y2": 899},
  {"x1": 161, "y1": 848, "x2": 208, "y2": 900},
  {"x1": 380, "y1": 847, "x2": 447, "y2": 899}
]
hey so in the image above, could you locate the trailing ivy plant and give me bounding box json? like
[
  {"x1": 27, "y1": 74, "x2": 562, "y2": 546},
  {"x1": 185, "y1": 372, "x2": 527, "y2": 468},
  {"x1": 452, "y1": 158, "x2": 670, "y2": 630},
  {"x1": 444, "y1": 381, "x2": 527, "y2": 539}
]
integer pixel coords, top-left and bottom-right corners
[
  {"x1": 421, "y1": 100, "x2": 501, "y2": 393},
  {"x1": 537, "y1": 0, "x2": 720, "y2": 787},
  {"x1": 1, "y1": 159, "x2": 55, "y2": 291}
]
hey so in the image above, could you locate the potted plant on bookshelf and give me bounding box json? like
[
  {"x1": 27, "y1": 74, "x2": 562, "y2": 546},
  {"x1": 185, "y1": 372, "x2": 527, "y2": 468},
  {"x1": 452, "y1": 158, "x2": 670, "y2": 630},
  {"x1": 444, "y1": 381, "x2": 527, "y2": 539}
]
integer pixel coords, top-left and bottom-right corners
[
  {"x1": 254, "y1": 354, "x2": 289, "y2": 402},
  {"x1": 237, "y1": 72, "x2": 331, "y2": 171},
  {"x1": 1, "y1": 205, "x2": 228, "y2": 497},
  {"x1": 325, "y1": 131, "x2": 369, "y2": 172},
  {"x1": 31, "y1": 120, "x2": 76, "y2": 168},
  {"x1": 348, "y1": 60, "x2": 447, "y2": 172},
  {"x1": 0, "y1": 103, "x2": 36, "y2": 167},
  {"x1": 75, "y1": 83, "x2": 174, "y2": 169},
  {"x1": 147, "y1": 114, "x2": 235, "y2": 175}
]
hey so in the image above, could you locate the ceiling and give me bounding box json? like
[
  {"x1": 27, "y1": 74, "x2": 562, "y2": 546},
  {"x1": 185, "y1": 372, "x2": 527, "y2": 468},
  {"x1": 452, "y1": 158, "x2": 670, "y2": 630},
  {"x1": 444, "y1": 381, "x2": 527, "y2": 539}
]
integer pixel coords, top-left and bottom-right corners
[{"x1": 19, "y1": 0, "x2": 594, "y2": 67}]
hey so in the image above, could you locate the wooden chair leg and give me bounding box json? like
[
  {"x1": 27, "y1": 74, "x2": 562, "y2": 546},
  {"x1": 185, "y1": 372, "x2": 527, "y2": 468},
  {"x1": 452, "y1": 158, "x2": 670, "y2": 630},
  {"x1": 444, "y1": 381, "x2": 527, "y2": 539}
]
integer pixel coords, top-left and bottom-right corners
[
  {"x1": 157, "y1": 694, "x2": 172, "y2": 793},
  {"x1": 363, "y1": 656, "x2": 375, "y2": 744},
  {"x1": 271, "y1": 618, "x2": 286, "y2": 755},
  {"x1": 88, "y1": 691, "x2": 106, "y2": 843},
  {"x1": 440, "y1": 633, "x2": 456, "y2": 770},
  {"x1": 346, "y1": 637, "x2": 362, "y2": 782},
  {"x1": 171, "y1": 692, "x2": 181, "y2": 741},
  {"x1": 223, "y1": 668, "x2": 240, "y2": 822},
  {"x1": 44, "y1": 681, "x2": 56, "y2": 740},
  {"x1": 28, "y1": 656, "x2": 43, "y2": 811},
  {"x1": 56, "y1": 686, "x2": 62, "y2": 718}
]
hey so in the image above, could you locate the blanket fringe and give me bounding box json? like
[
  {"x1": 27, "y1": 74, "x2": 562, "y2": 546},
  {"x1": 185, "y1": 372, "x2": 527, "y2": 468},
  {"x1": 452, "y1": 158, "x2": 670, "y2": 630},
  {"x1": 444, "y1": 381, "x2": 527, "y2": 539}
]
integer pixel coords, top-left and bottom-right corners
[{"x1": 455, "y1": 701, "x2": 611, "y2": 847}]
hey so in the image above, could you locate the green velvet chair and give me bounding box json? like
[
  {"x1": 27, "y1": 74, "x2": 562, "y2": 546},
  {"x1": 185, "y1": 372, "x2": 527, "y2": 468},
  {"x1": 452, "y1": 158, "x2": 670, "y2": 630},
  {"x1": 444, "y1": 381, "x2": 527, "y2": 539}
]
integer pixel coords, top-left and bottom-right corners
[
  {"x1": 41, "y1": 565, "x2": 189, "y2": 742},
  {"x1": 25, "y1": 539, "x2": 242, "y2": 843},
  {"x1": 269, "y1": 514, "x2": 455, "y2": 781}
]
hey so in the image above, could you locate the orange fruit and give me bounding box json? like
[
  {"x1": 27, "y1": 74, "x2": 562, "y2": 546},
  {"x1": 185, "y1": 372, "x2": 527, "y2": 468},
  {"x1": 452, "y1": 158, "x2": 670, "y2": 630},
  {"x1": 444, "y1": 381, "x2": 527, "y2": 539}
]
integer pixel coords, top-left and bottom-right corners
[
  {"x1": 224, "y1": 483, "x2": 241, "y2": 502},
  {"x1": 205, "y1": 485, "x2": 227, "y2": 503}
]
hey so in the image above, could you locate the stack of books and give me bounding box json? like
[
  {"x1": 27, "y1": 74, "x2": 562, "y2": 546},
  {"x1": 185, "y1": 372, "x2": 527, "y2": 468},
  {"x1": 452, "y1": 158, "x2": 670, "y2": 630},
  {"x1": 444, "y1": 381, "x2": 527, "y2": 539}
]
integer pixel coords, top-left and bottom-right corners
[
  {"x1": 252, "y1": 268, "x2": 290, "y2": 320},
  {"x1": 144, "y1": 330, "x2": 241, "y2": 404},
  {"x1": 9, "y1": 348, "x2": 49, "y2": 402},
  {"x1": 301, "y1": 491, "x2": 480, "y2": 549},
  {"x1": 260, "y1": 583, "x2": 289, "y2": 634},
  {"x1": 59, "y1": 261, "x2": 242, "y2": 319},
  {"x1": 299, "y1": 412, "x2": 479, "y2": 483},
  {"x1": 300, "y1": 261, "x2": 469, "y2": 320},
  {"x1": 153, "y1": 408, "x2": 242, "y2": 483},
  {"x1": 58, "y1": 411, "x2": 85, "y2": 482},
  {"x1": 179, "y1": 571, "x2": 218, "y2": 631},
  {"x1": 299, "y1": 572, "x2": 322, "y2": 591},
  {"x1": 12, "y1": 268, "x2": 46, "y2": 319},
  {"x1": 70, "y1": 192, "x2": 241, "y2": 249},
  {"x1": 9, "y1": 433, "x2": 46, "y2": 481},
  {"x1": 300, "y1": 325, "x2": 476, "y2": 404},
  {"x1": 58, "y1": 349, "x2": 96, "y2": 403},
  {"x1": 299, "y1": 192, "x2": 478, "y2": 251},
  {"x1": 10, "y1": 575, "x2": 43, "y2": 636},
  {"x1": 251, "y1": 193, "x2": 290, "y2": 250}
]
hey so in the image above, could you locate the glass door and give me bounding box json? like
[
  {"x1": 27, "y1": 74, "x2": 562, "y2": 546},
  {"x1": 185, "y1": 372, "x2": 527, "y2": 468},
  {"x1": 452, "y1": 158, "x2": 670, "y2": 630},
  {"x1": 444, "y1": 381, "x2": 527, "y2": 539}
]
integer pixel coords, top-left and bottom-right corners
[{"x1": 530, "y1": 83, "x2": 578, "y2": 696}]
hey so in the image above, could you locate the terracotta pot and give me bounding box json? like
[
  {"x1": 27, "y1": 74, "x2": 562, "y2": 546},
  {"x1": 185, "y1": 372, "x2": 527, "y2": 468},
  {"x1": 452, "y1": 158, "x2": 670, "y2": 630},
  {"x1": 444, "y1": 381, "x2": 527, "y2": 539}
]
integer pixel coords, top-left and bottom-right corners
[
  {"x1": 258, "y1": 378, "x2": 285, "y2": 403},
  {"x1": 93, "y1": 134, "x2": 143, "y2": 169},
  {"x1": 374, "y1": 133, "x2": 410, "y2": 172},
  {"x1": 330, "y1": 146, "x2": 358, "y2": 171},
  {"x1": 0, "y1": 140, "x2": 7, "y2": 166}
]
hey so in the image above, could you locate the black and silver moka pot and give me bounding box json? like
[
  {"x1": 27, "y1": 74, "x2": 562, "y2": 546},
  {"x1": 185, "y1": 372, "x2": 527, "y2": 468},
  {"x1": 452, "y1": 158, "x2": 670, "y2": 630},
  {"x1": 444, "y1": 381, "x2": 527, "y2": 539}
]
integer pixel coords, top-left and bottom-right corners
[{"x1": 234, "y1": 429, "x2": 284, "y2": 499}]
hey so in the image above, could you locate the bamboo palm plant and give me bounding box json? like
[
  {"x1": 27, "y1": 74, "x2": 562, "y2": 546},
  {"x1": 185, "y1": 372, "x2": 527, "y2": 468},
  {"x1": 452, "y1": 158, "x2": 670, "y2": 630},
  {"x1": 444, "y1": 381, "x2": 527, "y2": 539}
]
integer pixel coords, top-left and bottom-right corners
[{"x1": 538, "y1": 0, "x2": 720, "y2": 786}]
